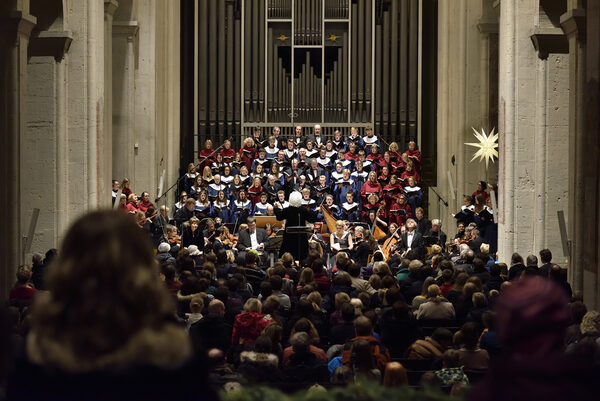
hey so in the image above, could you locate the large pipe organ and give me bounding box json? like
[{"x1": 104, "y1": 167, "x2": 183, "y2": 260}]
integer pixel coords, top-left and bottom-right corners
[{"x1": 181, "y1": 0, "x2": 437, "y2": 175}]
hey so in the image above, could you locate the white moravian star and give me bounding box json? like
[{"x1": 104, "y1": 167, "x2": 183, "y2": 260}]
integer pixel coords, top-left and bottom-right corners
[{"x1": 465, "y1": 127, "x2": 499, "y2": 169}]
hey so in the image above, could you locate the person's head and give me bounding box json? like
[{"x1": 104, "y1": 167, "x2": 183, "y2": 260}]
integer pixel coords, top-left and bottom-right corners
[
  {"x1": 511, "y1": 252, "x2": 524, "y2": 266},
  {"x1": 405, "y1": 218, "x2": 417, "y2": 232},
  {"x1": 431, "y1": 328, "x2": 454, "y2": 349},
  {"x1": 289, "y1": 191, "x2": 302, "y2": 208},
  {"x1": 246, "y1": 216, "x2": 257, "y2": 233},
  {"x1": 442, "y1": 349, "x2": 461, "y2": 368},
  {"x1": 495, "y1": 277, "x2": 572, "y2": 357},
  {"x1": 526, "y1": 254, "x2": 538, "y2": 267},
  {"x1": 539, "y1": 249, "x2": 552, "y2": 264},
  {"x1": 382, "y1": 362, "x2": 408, "y2": 387},
  {"x1": 569, "y1": 301, "x2": 588, "y2": 324},
  {"x1": 580, "y1": 311, "x2": 600, "y2": 337},
  {"x1": 426, "y1": 284, "x2": 442, "y2": 300},
  {"x1": 334, "y1": 292, "x2": 351, "y2": 310},
  {"x1": 290, "y1": 332, "x2": 311, "y2": 355},
  {"x1": 189, "y1": 217, "x2": 200, "y2": 232},
  {"x1": 472, "y1": 292, "x2": 488, "y2": 308},
  {"x1": 354, "y1": 315, "x2": 373, "y2": 337},
  {"x1": 243, "y1": 298, "x2": 262, "y2": 314},
  {"x1": 27, "y1": 211, "x2": 190, "y2": 372},
  {"x1": 313, "y1": 124, "x2": 321, "y2": 136},
  {"x1": 477, "y1": 181, "x2": 487, "y2": 192},
  {"x1": 190, "y1": 295, "x2": 204, "y2": 314},
  {"x1": 16, "y1": 265, "x2": 32, "y2": 285}
]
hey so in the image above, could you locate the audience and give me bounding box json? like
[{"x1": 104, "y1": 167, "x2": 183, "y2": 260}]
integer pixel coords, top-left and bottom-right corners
[{"x1": 3, "y1": 131, "x2": 597, "y2": 397}]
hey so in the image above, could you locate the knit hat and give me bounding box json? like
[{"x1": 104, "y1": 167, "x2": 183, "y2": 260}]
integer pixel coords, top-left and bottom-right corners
[
  {"x1": 495, "y1": 276, "x2": 570, "y2": 357},
  {"x1": 157, "y1": 243, "x2": 170, "y2": 253}
]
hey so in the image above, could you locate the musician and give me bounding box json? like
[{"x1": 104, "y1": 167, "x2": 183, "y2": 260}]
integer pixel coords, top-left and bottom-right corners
[
  {"x1": 231, "y1": 190, "x2": 252, "y2": 224},
  {"x1": 293, "y1": 125, "x2": 305, "y2": 147},
  {"x1": 469, "y1": 228, "x2": 485, "y2": 253},
  {"x1": 378, "y1": 165, "x2": 391, "y2": 186},
  {"x1": 383, "y1": 175, "x2": 402, "y2": 207},
  {"x1": 184, "y1": 163, "x2": 198, "y2": 193},
  {"x1": 388, "y1": 142, "x2": 401, "y2": 162},
  {"x1": 330, "y1": 162, "x2": 344, "y2": 183},
  {"x1": 314, "y1": 175, "x2": 332, "y2": 205},
  {"x1": 274, "y1": 191, "x2": 317, "y2": 261},
  {"x1": 454, "y1": 222, "x2": 466, "y2": 241},
  {"x1": 345, "y1": 142, "x2": 360, "y2": 164},
  {"x1": 345, "y1": 126, "x2": 363, "y2": 150},
  {"x1": 405, "y1": 140, "x2": 421, "y2": 171},
  {"x1": 199, "y1": 139, "x2": 216, "y2": 169},
  {"x1": 362, "y1": 193, "x2": 382, "y2": 221},
  {"x1": 189, "y1": 175, "x2": 204, "y2": 199},
  {"x1": 414, "y1": 207, "x2": 432, "y2": 236},
  {"x1": 208, "y1": 174, "x2": 228, "y2": 201},
  {"x1": 247, "y1": 177, "x2": 263, "y2": 206},
  {"x1": 137, "y1": 192, "x2": 154, "y2": 213},
  {"x1": 366, "y1": 207, "x2": 388, "y2": 234},
  {"x1": 424, "y1": 219, "x2": 447, "y2": 248},
  {"x1": 211, "y1": 153, "x2": 225, "y2": 174},
  {"x1": 240, "y1": 137, "x2": 257, "y2": 170},
  {"x1": 453, "y1": 195, "x2": 475, "y2": 225},
  {"x1": 360, "y1": 171, "x2": 383, "y2": 203},
  {"x1": 203, "y1": 218, "x2": 217, "y2": 244},
  {"x1": 316, "y1": 147, "x2": 332, "y2": 171},
  {"x1": 276, "y1": 190, "x2": 289, "y2": 209},
  {"x1": 306, "y1": 158, "x2": 325, "y2": 185},
  {"x1": 300, "y1": 188, "x2": 317, "y2": 211},
  {"x1": 334, "y1": 169, "x2": 355, "y2": 206},
  {"x1": 252, "y1": 126, "x2": 264, "y2": 148},
  {"x1": 403, "y1": 176, "x2": 423, "y2": 214},
  {"x1": 264, "y1": 134, "x2": 279, "y2": 158},
  {"x1": 362, "y1": 127, "x2": 380, "y2": 153},
  {"x1": 366, "y1": 144, "x2": 384, "y2": 168},
  {"x1": 253, "y1": 193, "x2": 272, "y2": 216},
  {"x1": 220, "y1": 165, "x2": 234, "y2": 186},
  {"x1": 332, "y1": 130, "x2": 345, "y2": 151},
  {"x1": 471, "y1": 180, "x2": 490, "y2": 201},
  {"x1": 194, "y1": 191, "x2": 211, "y2": 219},
  {"x1": 336, "y1": 149, "x2": 353, "y2": 170},
  {"x1": 263, "y1": 174, "x2": 281, "y2": 204},
  {"x1": 182, "y1": 216, "x2": 205, "y2": 251},
  {"x1": 306, "y1": 124, "x2": 324, "y2": 148},
  {"x1": 236, "y1": 216, "x2": 267, "y2": 255},
  {"x1": 318, "y1": 194, "x2": 340, "y2": 220},
  {"x1": 166, "y1": 224, "x2": 182, "y2": 253},
  {"x1": 283, "y1": 139, "x2": 298, "y2": 160},
  {"x1": 400, "y1": 161, "x2": 421, "y2": 185},
  {"x1": 341, "y1": 192, "x2": 360, "y2": 222},
  {"x1": 174, "y1": 198, "x2": 196, "y2": 227},
  {"x1": 305, "y1": 140, "x2": 319, "y2": 159},
  {"x1": 211, "y1": 227, "x2": 228, "y2": 254},
  {"x1": 398, "y1": 218, "x2": 425, "y2": 260},
  {"x1": 220, "y1": 139, "x2": 236, "y2": 163},
  {"x1": 126, "y1": 193, "x2": 139, "y2": 213},
  {"x1": 330, "y1": 220, "x2": 354, "y2": 255},
  {"x1": 211, "y1": 190, "x2": 230, "y2": 223}
]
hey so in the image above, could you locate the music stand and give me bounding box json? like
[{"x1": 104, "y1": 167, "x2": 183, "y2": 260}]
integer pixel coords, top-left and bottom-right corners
[
  {"x1": 286, "y1": 226, "x2": 313, "y2": 234},
  {"x1": 265, "y1": 234, "x2": 284, "y2": 267}
]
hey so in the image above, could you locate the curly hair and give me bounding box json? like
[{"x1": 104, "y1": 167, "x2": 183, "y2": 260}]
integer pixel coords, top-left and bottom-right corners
[{"x1": 27, "y1": 211, "x2": 190, "y2": 372}]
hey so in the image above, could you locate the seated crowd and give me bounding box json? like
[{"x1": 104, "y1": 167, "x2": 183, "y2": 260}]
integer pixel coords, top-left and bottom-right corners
[{"x1": 3, "y1": 128, "x2": 598, "y2": 399}]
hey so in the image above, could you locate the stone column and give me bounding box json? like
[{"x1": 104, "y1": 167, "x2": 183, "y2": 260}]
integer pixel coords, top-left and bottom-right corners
[
  {"x1": 26, "y1": 31, "x2": 73, "y2": 253},
  {"x1": 112, "y1": 21, "x2": 139, "y2": 184},
  {"x1": 560, "y1": 6, "x2": 586, "y2": 294},
  {"x1": 0, "y1": 10, "x2": 36, "y2": 298},
  {"x1": 103, "y1": 0, "x2": 118, "y2": 207}
]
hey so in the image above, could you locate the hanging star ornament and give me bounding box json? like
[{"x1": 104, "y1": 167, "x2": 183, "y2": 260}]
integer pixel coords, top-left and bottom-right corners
[
  {"x1": 465, "y1": 127, "x2": 498, "y2": 168},
  {"x1": 277, "y1": 34, "x2": 289, "y2": 42}
]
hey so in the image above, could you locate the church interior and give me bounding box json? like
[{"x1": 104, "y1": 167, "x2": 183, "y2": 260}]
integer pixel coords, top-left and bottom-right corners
[{"x1": 1, "y1": 0, "x2": 600, "y2": 398}]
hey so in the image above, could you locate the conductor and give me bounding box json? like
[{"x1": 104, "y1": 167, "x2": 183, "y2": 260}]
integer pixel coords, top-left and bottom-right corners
[{"x1": 274, "y1": 191, "x2": 317, "y2": 262}]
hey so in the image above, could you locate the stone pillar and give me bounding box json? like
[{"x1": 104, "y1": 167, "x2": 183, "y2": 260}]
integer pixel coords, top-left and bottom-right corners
[
  {"x1": 0, "y1": 10, "x2": 36, "y2": 298},
  {"x1": 103, "y1": 0, "x2": 118, "y2": 208},
  {"x1": 25, "y1": 31, "x2": 73, "y2": 255},
  {"x1": 560, "y1": 6, "x2": 587, "y2": 295},
  {"x1": 112, "y1": 21, "x2": 139, "y2": 184}
]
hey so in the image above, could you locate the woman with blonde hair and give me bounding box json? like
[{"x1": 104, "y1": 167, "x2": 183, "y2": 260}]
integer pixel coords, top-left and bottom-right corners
[
  {"x1": 18, "y1": 211, "x2": 215, "y2": 400},
  {"x1": 383, "y1": 362, "x2": 409, "y2": 387},
  {"x1": 232, "y1": 298, "x2": 272, "y2": 347},
  {"x1": 297, "y1": 267, "x2": 315, "y2": 295}
]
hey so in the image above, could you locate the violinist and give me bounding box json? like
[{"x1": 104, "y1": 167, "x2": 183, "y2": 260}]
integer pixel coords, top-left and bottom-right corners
[
  {"x1": 202, "y1": 218, "x2": 217, "y2": 246},
  {"x1": 424, "y1": 219, "x2": 447, "y2": 248},
  {"x1": 166, "y1": 224, "x2": 182, "y2": 252},
  {"x1": 366, "y1": 208, "x2": 388, "y2": 234},
  {"x1": 212, "y1": 226, "x2": 228, "y2": 254}
]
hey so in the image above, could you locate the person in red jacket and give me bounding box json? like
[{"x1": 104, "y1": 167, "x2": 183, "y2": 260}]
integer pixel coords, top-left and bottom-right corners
[
  {"x1": 405, "y1": 140, "x2": 421, "y2": 172},
  {"x1": 360, "y1": 171, "x2": 383, "y2": 203},
  {"x1": 240, "y1": 137, "x2": 257, "y2": 171},
  {"x1": 389, "y1": 194, "x2": 412, "y2": 226},
  {"x1": 231, "y1": 298, "x2": 272, "y2": 347},
  {"x1": 342, "y1": 316, "x2": 390, "y2": 372},
  {"x1": 138, "y1": 192, "x2": 154, "y2": 213},
  {"x1": 9, "y1": 265, "x2": 38, "y2": 300},
  {"x1": 126, "y1": 193, "x2": 139, "y2": 213},
  {"x1": 400, "y1": 162, "x2": 421, "y2": 186},
  {"x1": 199, "y1": 139, "x2": 217, "y2": 169},
  {"x1": 220, "y1": 139, "x2": 236, "y2": 164}
]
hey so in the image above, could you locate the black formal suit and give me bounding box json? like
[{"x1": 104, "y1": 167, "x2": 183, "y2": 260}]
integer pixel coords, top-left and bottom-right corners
[
  {"x1": 399, "y1": 230, "x2": 425, "y2": 260},
  {"x1": 469, "y1": 236, "x2": 484, "y2": 252},
  {"x1": 305, "y1": 134, "x2": 326, "y2": 147},
  {"x1": 306, "y1": 167, "x2": 326, "y2": 184},
  {"x1": 274, "y1": 206, "x2": 317, "y2": 261},
  {"x1": 424, "y1": 228, "x2": 447, "y2": 248},
  {"x1": 236, "y1": 228, "x2": 268, "y2": 252}
]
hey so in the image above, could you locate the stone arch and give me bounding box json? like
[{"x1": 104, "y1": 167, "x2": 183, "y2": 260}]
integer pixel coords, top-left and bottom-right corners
[{"x1": 30, "y1": 0, "x2": 63, "y2": 32}]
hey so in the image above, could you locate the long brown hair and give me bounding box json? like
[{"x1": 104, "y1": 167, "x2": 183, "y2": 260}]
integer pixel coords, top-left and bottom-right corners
[{"x1": 28, "y1": 211, "x2": 189, "y2": 372}]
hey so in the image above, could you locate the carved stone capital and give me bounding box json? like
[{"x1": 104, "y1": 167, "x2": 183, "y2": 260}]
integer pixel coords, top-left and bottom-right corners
[
  {"x1": 0, "y1": 11, "x2": 37, "y2": 47},
  {"x1": 560, "y1": 8, "x2": 586, "y2": 43},
  {"x1": 29, "y1": 31, "x2": 73, "y2": 61},
  {"x1": 530, "y1": 28, "x2": 569, "y2": 60},
  {"x1": 113, "y1": 21, "x2": 139, "y2": 42}
]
